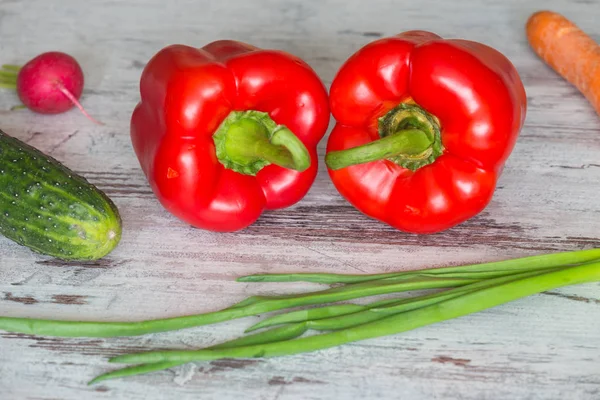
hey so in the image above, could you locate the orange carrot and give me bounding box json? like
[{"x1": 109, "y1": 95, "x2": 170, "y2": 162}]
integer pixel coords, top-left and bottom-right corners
[{"x1": 526, "y1": 11, "x2": 600, "y2": 115}]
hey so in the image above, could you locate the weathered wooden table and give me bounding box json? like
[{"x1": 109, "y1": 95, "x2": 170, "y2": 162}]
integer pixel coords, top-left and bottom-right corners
[{"x1": 1, "y1": 0, "x2": 599, "y2": 398}]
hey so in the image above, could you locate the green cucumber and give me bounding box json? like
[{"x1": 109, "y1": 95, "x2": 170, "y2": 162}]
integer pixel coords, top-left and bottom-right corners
[{"x1": 0, "y1": 130, "x2": 121, "y2": 260}]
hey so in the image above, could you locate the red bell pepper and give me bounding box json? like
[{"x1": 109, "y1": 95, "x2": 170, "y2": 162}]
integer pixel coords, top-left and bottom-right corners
[
  {"x1": 326, "y1": 31, "x2": 526, "y2": 234},
  {"x1": 131, "y1": 41, "x2": 329, "y2": 231}
]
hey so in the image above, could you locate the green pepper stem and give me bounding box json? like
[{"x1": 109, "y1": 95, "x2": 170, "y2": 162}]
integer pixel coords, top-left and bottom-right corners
[
  {"x1": 326, "y1": 128, "x2": 433, "y2": 170},
  {"x1": 257, "y1": 125, "x2": 310, "y2": 171},
  {"x1": 326, "y1": 103, "x2": 444, "y2": 171},
  {"x1": 214, "y1": 111, "x2": 311, "y2": 175}
]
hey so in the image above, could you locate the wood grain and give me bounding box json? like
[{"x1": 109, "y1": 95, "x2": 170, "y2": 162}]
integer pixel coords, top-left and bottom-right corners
[{"x1": 1, "y1": 0, "x2": 599, "y2": 399}]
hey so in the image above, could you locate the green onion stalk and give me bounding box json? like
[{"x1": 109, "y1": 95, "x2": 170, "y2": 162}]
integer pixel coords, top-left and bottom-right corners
[{"x1": 0, "y1": 249, "x2": 598, "y2": 385}]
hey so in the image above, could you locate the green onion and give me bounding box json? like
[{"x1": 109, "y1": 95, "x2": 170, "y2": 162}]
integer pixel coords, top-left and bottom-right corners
[
  {"x1": 369, "y1": 268, "x2": 559, "y2": 314},
  {"x1": 245, "y1": 297, "x2": 406, "y2": 332},
  {"x1": 87, "y1": 267, "x2": 580, "y2": 384},
  {"x1": 237, "y1": 249, "x2": 600, "y2": 283},
  {"x1": 245, "y1": 304, "x2": 367, "y2": 332},
  {"x1": 87, "y1": 361, "x2": 183, "y2": 385},
  {"x1": 2, "y1": 248, "x2": 598, "y2": 385},
  {"x1": 0, "y1": 274, "x2": 474, "y2": 337},
  {"x1": 101, "y1": 261, "x2": 599, "y2": 380},
  {"x1": 88, "y1": 323, "x2": 308, "y2": 385},
  {"x1": 249, "y1": 268, "x2": 557, "y2": 333}
]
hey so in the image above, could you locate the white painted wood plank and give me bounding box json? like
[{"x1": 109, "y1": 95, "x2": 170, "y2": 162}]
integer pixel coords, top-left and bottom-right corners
[{"x1": 1, "y1": 0, "x2": 599, "y2": 399}]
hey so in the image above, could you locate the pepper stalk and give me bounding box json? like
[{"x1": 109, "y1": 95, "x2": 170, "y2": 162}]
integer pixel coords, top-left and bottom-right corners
[{"x1": 326, "y1": 103, "x2": 444, "y2": 171}]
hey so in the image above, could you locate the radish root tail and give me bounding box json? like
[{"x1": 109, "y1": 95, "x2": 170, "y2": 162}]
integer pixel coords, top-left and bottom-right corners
[{"x1": 56, "y1": 83, "x2": 104, "y2": 125}]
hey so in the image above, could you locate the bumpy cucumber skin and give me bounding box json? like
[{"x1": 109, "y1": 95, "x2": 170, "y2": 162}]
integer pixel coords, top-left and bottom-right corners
[{"x1": 0, "y1": 130, "x2": 122, "y2": 260}]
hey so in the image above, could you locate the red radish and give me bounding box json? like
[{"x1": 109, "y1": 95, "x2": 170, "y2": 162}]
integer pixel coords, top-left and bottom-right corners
[{"x1": 0, "y1": 52, "x2": 101, "y2": 124}]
